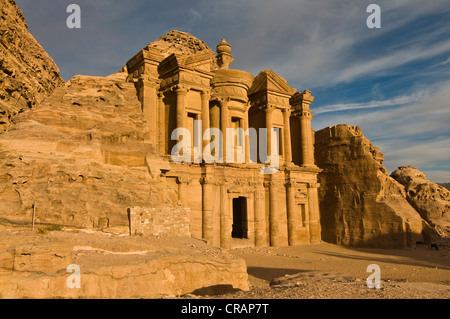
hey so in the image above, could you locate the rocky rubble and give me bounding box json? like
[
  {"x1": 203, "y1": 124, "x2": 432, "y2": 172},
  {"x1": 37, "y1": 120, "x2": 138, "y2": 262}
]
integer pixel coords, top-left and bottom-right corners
[
  {"x1": 0, "y1": 0, "x2": 64, "y2": 133},
  {"x1": 315, "y1": 125, "x2": 425, "y2": 248},
  {"x1": 391, "y1": 166, "x2": 450, "y2": 240}
]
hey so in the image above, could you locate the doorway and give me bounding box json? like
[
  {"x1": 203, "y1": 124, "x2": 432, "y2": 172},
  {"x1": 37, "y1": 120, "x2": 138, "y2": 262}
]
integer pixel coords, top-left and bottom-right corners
[{"x1": 232, "y1": 197, "x2": 248, "y2": 239}]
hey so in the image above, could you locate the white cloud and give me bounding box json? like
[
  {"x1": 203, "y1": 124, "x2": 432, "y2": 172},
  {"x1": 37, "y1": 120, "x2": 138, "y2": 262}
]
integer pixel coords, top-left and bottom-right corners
[
  {"x1": 315, "y1": 89, "x2": 432, "y2": 114},
  {"x1": 385, "y1": 139, "x2": 450, "y2": 170},
  {"x1": 314, "y1": 81, "x2": 450, "y2": 182},
  {"x1": 435, "y1": 56, "x2": 450, "y2": 67}
]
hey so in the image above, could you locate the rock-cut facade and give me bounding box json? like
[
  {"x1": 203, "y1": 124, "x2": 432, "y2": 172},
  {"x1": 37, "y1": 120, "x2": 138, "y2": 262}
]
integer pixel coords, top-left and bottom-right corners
[{"x1": 126, "y1": 31, "x2": 322, "y2": 248}]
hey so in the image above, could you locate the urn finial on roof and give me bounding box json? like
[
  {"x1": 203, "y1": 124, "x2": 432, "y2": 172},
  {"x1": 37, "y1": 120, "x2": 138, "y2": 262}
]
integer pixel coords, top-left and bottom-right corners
[
  {"x1": 216, "y1": 38, "x2": 234, "y2": 69},
  {"x1": 217, "y1": 38, "x2": 232, "y2": 55}
]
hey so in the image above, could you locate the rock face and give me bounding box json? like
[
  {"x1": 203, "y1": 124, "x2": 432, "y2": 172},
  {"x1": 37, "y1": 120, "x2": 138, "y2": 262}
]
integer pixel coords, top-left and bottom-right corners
[
  {"x1": 0, "y1": 0, "x2": 65, "y2": 133},
  {"x1": 391, "y1": 166, "x2": 450, "y2": 239},
  {"x1": 0, "y1": 71, "x2": 181, "y2": 232},
  {"x1": 0, "y1": 231, "x2": 249, "y2": 298},
  {"x1": 315, "y1": 125, "x2": 425, "y2": 248}
]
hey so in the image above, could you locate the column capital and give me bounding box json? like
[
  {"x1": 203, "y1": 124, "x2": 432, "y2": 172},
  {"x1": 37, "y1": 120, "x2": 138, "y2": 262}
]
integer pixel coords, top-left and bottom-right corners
[
  {"x1": 249, "y1": 180, "x2": 264, "y2": 188},
  {"x1": 217, "y1": 97, "x2": 231, "y2": 105},
  {"x1": 200, "y1": 177, "x2": 217, "y2": 185},
  {"x1": 136, "y1": 77, "x2": 159, "y2": 89},
  {"x1": 282, "y1": 108, "x2": 292, "y2": 116},
  {"x1": 175, "y1": 85, "x2": 189, "y2": 95},
  {"x1": 292, "y1": 110, "x2": 313, "y2": 119},
  {"x1": 290, "y1": 90, "x2": 314, "y2": 106},
  {"x1": 177, "y1": 176, "x2": 192, "y2": 184},
  {"x1": 264, "y1": 180, "x2": 281, "y2": 188},
  {"x1": 285, "y1": 181, "x2": 297, "y2": 188},
  {"x1": 217, "y1": 178, "x2": 228, "y2": 186},
  {"x1": 264, "y1": 105, "x2": 276, "y2": 113},
  {"x1": 201, "y1": 90, "x2": 211, "y2": 98}
]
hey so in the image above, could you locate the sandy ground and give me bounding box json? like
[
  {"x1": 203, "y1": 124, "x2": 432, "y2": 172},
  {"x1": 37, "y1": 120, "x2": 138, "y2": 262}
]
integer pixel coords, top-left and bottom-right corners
[{"x1": 203, "y1": 242, "x2": 450, "y2": 299}]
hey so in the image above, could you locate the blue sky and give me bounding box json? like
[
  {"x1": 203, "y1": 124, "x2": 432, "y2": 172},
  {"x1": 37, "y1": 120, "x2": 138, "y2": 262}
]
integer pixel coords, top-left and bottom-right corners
[{"x1": 16, "y1": 0, "x2": 450, "y2": 182}]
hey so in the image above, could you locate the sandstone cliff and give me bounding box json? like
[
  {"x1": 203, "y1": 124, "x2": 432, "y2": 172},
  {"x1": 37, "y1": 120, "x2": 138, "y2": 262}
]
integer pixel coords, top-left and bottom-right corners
[
  {"x1": 391, "y1": 166, "x2": 450, "y2": 239},
  {"x1": 0, "y1": 0, "x2": 64, "y2": 133},
  {"x1": 315, "y1": 125, "x2": 425, "y2": 248},
  {"x1": 0, "y1": 71, "x2": 183, "y2": 233}
]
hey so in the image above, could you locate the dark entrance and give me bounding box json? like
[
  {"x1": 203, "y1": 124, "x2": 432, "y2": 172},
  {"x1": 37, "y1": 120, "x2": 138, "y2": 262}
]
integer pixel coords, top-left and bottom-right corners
[{"x1": 232, "y1": 197, "x2": 248, "y2": 239}]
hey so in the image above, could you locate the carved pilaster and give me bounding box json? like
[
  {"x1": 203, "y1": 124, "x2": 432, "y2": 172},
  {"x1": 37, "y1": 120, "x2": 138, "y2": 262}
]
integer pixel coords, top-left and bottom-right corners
[
  {"x1": 282, "y1": 108, "x2": 292, "y2": 164},
  {"x1": 253, "y1": 180, "x2": 267, "y2": 247},
  {"x1": 176, "y1": 176, "x2": 191, "y2": 205},
  {"x1": 290, "y1": 90, "x2": 316, "y2": 167}
]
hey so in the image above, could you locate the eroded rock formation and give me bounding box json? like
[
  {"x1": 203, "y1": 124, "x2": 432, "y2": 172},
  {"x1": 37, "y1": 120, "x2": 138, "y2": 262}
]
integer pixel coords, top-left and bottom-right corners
[
  {"x1": 315, "y1": 125, "x2": 425, "y2": 248},
  {"x1": 0, "y1": 71, "x2": 179, "y2": 232},
  {"x1": 0, "y1": 0, "x2": 64, "y2": 133},
  {"x1": 0, "y1": 232, "x2": 249, "y2": 298},
  {"x1": 391, "y1": 166, "x2": 450, "y2": 239}
]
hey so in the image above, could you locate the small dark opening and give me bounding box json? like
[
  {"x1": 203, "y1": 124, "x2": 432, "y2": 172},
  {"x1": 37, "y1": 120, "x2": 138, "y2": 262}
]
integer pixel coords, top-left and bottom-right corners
[{"x1": 232, "y1": 197, "x2": 248, "y2": 239}]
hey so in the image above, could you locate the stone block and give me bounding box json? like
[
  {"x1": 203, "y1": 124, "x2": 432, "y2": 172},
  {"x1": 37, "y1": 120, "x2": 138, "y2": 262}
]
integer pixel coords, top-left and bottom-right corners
[{"x1": 13, "y1": 242, "x2": 73, "y2": 275}]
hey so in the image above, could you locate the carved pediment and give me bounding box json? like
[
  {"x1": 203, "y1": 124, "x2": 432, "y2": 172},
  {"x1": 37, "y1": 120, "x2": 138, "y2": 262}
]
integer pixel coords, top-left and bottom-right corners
[
  {"x1": 248, "y1": 70, "x2": 296, "y2": 97},
  {"x1": 183, "y1": 52, "x2": 216, "y2": 72},
  {"x1": 158, "y1": 52, "x2": 215, "y2": 77}
]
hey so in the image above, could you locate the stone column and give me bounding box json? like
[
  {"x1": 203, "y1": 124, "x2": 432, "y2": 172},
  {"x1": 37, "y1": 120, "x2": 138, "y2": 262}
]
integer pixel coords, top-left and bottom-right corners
[
  {"x1": 265, "y1": 107, "x2": 274, "y2": 160},
  {"x1": 307, "y1": 182, "x2": 321, "y2": 244},
  {"x1": 286, "y1": 181, "x2": 297, "y2": 246},
  {"x1": 201, "y1": 177, "x2": 214, "y2": 244},
  {"x1": 176, "y1": 87, "x2": 188, "y2": 142},
  {"x1": 177, "y1": 176, "x2": 191, "y2": 206},
  {"x1": 176, "y1": 87, "x2": 188, "y2": 129},
  {"x1": 157, "y1": 92, "x2": 166, "y2": 154},
  {"x1": 243, "y1": 104, "x2": 250, "y2": 163},
  {"x1": 282, "y1": 109, "x2": 292, "y2": 164},
  {"x1": 253, "y1": 181, "x2": 267, "y2": 247},
  {"x1": 267, "y1": 180, "x2": 286, "y2": 247},
  {"x1": 201, "y1": 91, "x2": 211, "y2": 157},
  {"x1": 220, "y1": 180, "x2": 231, "y2": 249},
  {"x1": 220, "y1": 99, "x2": 230, "y2": 163},
  {"x1": 299, "y1": 113, "x2": 314, "y2": 166},
  {"x1": 137, "y1": 78, "x2": 158, "y2": 154},
  {"x1": 290, "y1": 90, "x2": 315, "y2": 167}
]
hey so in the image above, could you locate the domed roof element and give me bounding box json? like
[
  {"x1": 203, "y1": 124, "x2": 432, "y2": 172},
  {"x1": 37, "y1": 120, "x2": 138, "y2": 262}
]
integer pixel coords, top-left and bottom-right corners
[{"x1": 145, "y1": 30, "x2": 215, "y2": 58}]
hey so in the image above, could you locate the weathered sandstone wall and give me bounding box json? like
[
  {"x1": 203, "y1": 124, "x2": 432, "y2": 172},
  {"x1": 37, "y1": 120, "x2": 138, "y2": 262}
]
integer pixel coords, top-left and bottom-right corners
[
  {"x1": 0, "y1": 72, "x2": 180, "y2": 233},
  {"x1": 315, "y1": 125, "x2": 425, "y2": 248},
  {"x1": 0, "y1": 0, "x2": 65, "y2": 133}
]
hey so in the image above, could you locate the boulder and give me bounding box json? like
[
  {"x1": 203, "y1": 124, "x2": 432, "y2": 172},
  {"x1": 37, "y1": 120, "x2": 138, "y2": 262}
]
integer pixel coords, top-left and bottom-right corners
[
  {"x1": 391, "y1": 166, "x2": 450, "y2": 239},
  {"x1": 0, "y1": 231, "x2": 249, "y2": 298}
]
